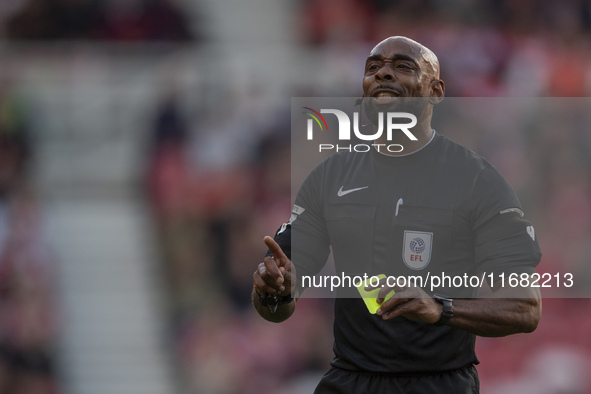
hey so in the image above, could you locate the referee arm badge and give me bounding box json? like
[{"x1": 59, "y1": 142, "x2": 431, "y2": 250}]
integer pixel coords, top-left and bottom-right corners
[{"x1": 278, "y1": 204, "x2": 306, "y2": 234}]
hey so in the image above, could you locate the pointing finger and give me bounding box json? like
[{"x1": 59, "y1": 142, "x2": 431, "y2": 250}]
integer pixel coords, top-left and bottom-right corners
[{"x1": 264, "y1": 236, "x2": 288, "y2": 265}]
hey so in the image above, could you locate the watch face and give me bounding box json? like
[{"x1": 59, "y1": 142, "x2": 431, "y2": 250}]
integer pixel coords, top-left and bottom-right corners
[{"x1": 434, "y1": 295, "x2": 452, "y2": 303}]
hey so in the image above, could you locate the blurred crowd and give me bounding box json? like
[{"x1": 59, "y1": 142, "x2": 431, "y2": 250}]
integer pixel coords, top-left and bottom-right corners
[
  {"x1": 0, "y1": 0, "x2": 591, "y2": 393},
  {"x1": 0, "y1": 87, "x2": 61, "y2": 393},
  {"x1": 0, "y1": 0, "x2": 197, "y2": 42}
]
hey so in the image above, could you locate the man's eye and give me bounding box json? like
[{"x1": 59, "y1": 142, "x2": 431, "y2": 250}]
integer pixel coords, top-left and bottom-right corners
[
  {"x1": 368, "y1": 64, "x2": 379, "y2": 70},
  {"x1": 397, "y1": 64, "x2": 412, "y2": 69}
]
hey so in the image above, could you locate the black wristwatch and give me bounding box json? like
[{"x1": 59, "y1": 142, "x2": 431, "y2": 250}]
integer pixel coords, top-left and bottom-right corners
[
  {"x1": 433, "y1": 294, "x2": 453, "y2": 326},
  {"x1": 255, "y1": 289, "x2": 294, "y2": 313}
]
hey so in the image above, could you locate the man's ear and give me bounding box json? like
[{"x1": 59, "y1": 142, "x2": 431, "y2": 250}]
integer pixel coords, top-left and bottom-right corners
[{"x1": 429, "y1": 79, "x2": 445, "y2": 105}]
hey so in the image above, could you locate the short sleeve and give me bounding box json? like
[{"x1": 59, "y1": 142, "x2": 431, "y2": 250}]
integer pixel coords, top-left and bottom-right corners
[
  {"x1": 470, "y1": 164, "x2": 542, "y2": 284},
  {"x1": 267, "y1": 163, "x2": 331, "y2": 279}
]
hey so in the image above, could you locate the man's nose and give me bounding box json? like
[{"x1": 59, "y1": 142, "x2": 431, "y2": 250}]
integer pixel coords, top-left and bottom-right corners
[{"x1": 375, "y1": 65, "x2": 395, "y2": 81}]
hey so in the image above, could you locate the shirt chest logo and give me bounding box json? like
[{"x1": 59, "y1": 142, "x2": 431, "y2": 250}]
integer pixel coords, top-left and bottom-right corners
[
  {"x1": 402, "y1": 231, "x2": 432, "y2": 270},
  {"x1": 337, "y1": 186, "x2": 369, "y2": 197}
]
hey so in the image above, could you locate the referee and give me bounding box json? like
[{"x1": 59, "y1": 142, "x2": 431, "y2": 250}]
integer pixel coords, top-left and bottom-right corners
[{"x1": 252, "y1": 36, "x2": 542, "y2": 393}]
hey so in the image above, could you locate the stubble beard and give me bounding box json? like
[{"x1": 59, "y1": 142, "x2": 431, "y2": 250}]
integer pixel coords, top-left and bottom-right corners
[{"x1": 362, "y1": 97, "x2": 429, "y2": 127}]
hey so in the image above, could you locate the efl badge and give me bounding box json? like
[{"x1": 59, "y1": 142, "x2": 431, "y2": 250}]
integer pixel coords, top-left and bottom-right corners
[{"x1": 403, "y1": 231, "x2": 433, "y2": 270}]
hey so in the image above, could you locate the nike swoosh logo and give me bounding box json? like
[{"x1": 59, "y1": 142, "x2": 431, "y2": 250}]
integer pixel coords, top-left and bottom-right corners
[{"x1": 337, "y1": 186, "x2": 369, "y2": 197}]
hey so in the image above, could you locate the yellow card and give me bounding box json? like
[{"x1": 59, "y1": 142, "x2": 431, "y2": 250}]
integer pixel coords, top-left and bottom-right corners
[{"x1": 356, "y1": 274, "x2": 395, "y2": 314}]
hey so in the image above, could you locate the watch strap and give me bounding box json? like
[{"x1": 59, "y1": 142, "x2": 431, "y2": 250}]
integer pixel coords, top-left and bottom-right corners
[
  {"x1": 433, "y1": 295, "x2": 453, "y2": 326},
  {"x1": 255, "y1": 289, "x2": 294, "y2": 313}
]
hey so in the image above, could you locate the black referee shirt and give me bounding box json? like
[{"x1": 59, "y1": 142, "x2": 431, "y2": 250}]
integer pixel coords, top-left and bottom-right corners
[{"x1": 272, "y1": 132, "x2": 541, "y2": 374}]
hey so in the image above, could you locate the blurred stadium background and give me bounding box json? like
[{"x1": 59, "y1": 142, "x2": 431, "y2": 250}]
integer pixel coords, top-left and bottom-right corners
[{"x1": 0, "y1": 0, "x2": 590, "y2": 393}]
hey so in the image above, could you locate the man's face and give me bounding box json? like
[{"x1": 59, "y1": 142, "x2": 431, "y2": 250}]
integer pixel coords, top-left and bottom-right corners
[{"x1": 362, "y1": 37, "x2": 438, "y2": 122}]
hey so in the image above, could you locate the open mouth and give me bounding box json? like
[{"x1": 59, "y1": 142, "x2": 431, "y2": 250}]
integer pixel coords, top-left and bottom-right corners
[
  {"x1": 376, "y1": 92, "x2": 397, "y2": 98},
  {"x1": 372, "y1": 88, "x2": 402, "y2": 100}
]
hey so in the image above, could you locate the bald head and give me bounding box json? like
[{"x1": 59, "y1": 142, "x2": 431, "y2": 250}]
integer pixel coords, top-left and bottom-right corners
[
  {"x1": 369, "y1": 36, "x2": 440, "y2": 80},
  {"x1": 361, "y1": 35, "x2": 445, "y2": 128}
]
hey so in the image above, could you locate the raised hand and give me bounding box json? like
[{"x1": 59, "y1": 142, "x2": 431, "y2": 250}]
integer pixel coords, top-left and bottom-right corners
[{"x1": 253, "y1": 236, "x2": 295, "y2": 298}]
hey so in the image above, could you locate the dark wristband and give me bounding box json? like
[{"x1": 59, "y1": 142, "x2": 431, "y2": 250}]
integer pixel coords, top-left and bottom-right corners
[
  {"x1": 255, "y1": 289, "x2": 294, "y2": 312},
  {"x1": 433, "y1": 294, "x2": 453, "y2": 326}
]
